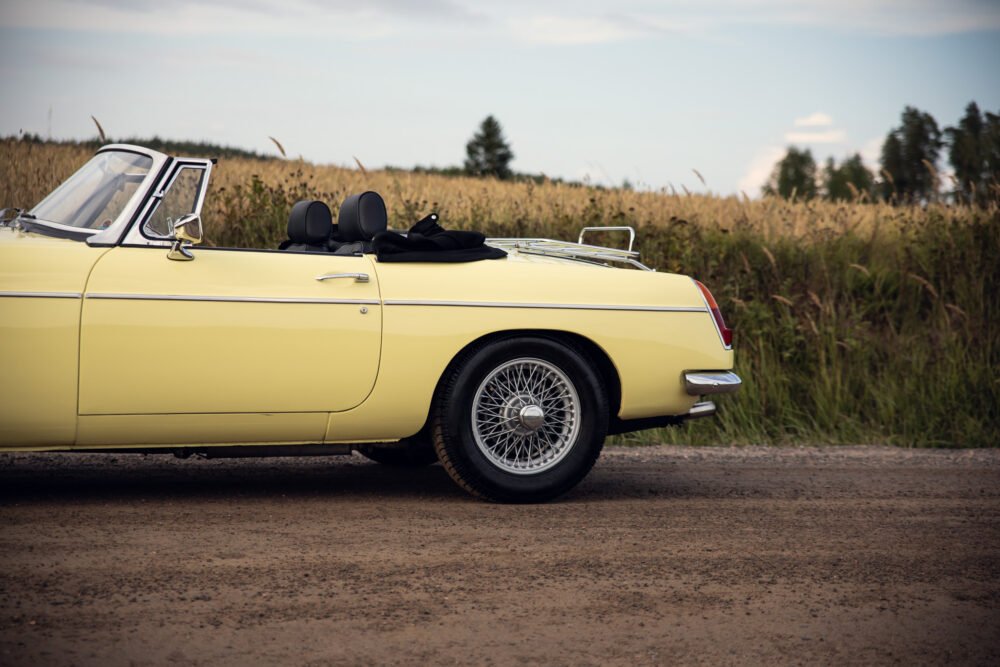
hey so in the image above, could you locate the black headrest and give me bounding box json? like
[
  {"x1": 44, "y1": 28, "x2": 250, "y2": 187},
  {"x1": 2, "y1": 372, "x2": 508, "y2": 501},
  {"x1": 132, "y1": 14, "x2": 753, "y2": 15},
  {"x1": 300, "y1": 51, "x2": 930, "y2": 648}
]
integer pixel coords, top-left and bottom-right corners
[
  {"x1": 288, "y1": 200, "x2": 332, "y2": 246},
  {"x1": 338, "y1": 191, "x2": 387, "y2": 242}
]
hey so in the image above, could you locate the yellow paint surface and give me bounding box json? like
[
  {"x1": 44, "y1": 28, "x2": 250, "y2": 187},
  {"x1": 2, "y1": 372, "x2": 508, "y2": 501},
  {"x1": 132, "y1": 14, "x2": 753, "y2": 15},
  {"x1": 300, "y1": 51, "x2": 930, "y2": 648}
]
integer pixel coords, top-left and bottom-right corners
[
  {"x1": 0, "y1": 229, "x2": 108, "y2": 446},
  {"x1": 79, "y1": 247, "x2": 381, "y2": 413}
]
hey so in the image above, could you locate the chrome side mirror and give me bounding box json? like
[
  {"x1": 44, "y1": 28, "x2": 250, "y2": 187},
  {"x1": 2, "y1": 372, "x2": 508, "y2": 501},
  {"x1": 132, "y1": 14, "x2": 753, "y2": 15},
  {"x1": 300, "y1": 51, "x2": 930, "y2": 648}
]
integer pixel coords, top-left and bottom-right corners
[{"x1": 167, "y1": 213, "x2": 203, "y2": 261}]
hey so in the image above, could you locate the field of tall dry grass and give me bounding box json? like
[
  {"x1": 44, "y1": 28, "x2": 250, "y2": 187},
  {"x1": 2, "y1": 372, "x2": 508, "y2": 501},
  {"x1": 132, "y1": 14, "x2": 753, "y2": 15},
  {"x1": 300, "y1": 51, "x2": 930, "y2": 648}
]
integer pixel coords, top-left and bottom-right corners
[
  {"x1": 2, "y1": 139, "x2": 997, "y2": 446},
  {"x1": 0, "y1": 139, "x2": 940, "y2": 243}
]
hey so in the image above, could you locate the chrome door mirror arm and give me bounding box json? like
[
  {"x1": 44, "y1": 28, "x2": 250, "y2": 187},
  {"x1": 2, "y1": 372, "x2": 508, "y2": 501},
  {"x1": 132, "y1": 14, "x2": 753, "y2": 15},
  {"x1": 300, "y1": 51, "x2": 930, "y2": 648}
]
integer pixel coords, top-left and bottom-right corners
[{"x1": 167, "y1": 213, "x2": 203, "y2": 262}]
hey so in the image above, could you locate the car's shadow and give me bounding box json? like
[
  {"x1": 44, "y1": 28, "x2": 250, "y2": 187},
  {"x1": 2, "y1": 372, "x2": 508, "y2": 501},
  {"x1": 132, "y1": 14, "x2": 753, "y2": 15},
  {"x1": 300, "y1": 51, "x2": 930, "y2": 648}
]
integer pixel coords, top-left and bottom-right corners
[
  {"x1": 0, "y1": 455, "x2": 470, "y2": 503},
  {"x1": 0, "y1": 452, "x2": 723, "y2": 504}
]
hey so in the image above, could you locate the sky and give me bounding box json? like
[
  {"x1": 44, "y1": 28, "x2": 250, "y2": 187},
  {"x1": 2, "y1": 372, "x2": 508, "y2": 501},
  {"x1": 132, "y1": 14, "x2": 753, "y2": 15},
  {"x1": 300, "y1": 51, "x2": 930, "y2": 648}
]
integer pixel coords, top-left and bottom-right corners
[{"x1": 1, "y1": 0, "x2": 998, "y2": 196}]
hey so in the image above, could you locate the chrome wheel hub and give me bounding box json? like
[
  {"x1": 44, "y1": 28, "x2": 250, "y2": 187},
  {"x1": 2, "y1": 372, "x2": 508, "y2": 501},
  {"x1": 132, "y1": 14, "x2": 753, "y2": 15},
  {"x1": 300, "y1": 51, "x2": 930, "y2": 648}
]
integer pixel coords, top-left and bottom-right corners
[
  {"x1": 497, "y1": 393, "x2": 547, "y2": 436},
  {"x1": 519, "y1": 405, "x2": 546, "y2": 431},
  {"x1": 471, "y1": 358, "x2": 581, "y2": 475}
]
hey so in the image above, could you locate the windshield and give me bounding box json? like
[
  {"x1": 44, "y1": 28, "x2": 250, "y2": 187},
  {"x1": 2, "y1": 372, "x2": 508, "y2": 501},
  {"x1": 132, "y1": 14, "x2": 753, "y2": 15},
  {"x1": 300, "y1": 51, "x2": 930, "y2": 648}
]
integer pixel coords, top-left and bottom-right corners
[{"x1": 29, "y1": 151, "x2": 153, "y2": 231}]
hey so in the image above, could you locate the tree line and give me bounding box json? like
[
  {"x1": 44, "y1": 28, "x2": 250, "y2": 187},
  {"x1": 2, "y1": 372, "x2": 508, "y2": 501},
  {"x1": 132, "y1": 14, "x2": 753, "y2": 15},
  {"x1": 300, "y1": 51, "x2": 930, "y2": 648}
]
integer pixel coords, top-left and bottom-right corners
[
  {"x1": 463, "y1": 106, "x2": 1000, "y2": 206},
  {"x1": 15, "y1": 132, "x2": 277, "y2": 161},
  {"x1": 19, "y1": 106, "x2": 995, "y2": 205},
  {"x1": 764, "y1": 102, "x2": 999, "y2": 205}
]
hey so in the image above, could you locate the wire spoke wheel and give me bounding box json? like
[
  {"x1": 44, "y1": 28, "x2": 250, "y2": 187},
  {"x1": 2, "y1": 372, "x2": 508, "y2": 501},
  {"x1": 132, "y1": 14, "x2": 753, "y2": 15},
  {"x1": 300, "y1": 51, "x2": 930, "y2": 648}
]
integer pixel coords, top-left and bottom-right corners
[
  {"x1": 471, "y1": 357, "x2": 581, "y2": 475},
  {"x1": 432, "y1": 337, "x2": 608, "y2": 502}
]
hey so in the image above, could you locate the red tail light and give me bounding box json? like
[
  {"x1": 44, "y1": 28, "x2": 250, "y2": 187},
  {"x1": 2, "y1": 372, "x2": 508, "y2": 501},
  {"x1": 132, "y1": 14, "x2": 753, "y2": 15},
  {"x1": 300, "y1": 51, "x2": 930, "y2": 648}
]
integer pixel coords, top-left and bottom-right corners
[{"x1": 694, "y1": 280, "x2": 733, "y2": 348}]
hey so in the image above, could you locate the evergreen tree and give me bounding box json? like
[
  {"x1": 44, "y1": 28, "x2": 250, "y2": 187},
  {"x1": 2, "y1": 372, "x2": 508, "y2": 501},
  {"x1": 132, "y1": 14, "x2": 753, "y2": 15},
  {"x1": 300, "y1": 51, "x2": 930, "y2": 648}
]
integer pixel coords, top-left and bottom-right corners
[
  {"x1": 824, "y1": 153, "x2": 874, "y2": 201},
  {"x1": 946, "y1": 102, "x2": 984, "y2": 203},
  {"x1": 879, "y1": 132, "x2": 904, "y2": 201},
  {"x1": 945, "y1": 102, "x2": 1000, "y2": 205},
  {"x1": 464, "y1": 116, "x2": 514, "y2": 180},
  {"x1": 880, "y1": 106, "x2": 942, "y2": 203},
  {"x1": 762, "y1": 147, "x2": 817, "y2": 200}
]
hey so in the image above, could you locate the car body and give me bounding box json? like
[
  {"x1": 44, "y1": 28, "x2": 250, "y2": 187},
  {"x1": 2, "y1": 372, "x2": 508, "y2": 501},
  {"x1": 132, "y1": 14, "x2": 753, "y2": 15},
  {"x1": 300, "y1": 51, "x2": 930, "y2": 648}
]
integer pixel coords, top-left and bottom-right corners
[{"x1": 0, "y1": 144, "x2": 740, "y2": 501}]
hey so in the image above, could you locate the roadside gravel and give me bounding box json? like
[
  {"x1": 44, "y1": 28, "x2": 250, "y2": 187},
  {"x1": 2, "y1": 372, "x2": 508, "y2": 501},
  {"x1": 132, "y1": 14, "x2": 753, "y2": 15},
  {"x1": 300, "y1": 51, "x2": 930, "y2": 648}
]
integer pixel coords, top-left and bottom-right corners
[{"x1": 1, "y1": 445, "x2": 998, "y2": 665}]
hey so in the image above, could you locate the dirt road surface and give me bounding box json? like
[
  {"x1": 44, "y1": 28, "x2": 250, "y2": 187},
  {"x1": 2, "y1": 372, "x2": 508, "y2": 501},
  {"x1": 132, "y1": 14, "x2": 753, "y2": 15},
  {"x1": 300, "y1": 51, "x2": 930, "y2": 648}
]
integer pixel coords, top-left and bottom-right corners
[{"x1": 1, "y1": 445, "x2": 998, "y2": 666}]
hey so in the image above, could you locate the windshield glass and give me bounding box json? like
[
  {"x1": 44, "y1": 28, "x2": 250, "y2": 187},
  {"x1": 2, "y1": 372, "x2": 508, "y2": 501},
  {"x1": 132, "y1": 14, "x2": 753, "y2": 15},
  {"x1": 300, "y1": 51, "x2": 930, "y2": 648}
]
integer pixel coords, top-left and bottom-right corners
[{"x1": 29, "y1": 151, "x2": 153, "y2": 231}]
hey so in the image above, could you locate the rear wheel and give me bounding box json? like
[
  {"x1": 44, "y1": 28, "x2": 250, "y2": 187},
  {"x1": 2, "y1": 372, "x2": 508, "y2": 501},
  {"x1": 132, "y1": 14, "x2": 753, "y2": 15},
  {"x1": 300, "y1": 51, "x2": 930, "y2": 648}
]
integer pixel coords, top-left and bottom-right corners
[{"x1": 432, "y1": 337, "x2": 608, "y2": 503}]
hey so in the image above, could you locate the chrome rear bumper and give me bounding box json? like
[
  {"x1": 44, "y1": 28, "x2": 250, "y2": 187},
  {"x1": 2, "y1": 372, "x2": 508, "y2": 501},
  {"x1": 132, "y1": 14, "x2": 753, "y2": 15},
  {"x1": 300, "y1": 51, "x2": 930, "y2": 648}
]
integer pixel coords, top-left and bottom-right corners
[
  {"x1": 684, "y1": 370, "x2": 742, "y2": 396},
  {"x1": 607, "y1": 373, "x2": 740, "y2": 434},
  {"x1": 607, "y1": 399, "x2": 720, "y2": 433},
  {"x1": 684, "y1": 401, "x2": 717, "y2": 420}
]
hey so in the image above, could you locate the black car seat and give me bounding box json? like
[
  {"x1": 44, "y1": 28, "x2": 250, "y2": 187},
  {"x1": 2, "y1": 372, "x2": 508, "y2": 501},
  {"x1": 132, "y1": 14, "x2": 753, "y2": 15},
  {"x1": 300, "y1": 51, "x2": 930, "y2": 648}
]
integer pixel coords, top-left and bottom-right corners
[
  {"x1": 329, "y1": 191, "x2": 387, "y2": 255},
  {"x1": 279, "y1": 200, "x2": 332, "y2": 252}
]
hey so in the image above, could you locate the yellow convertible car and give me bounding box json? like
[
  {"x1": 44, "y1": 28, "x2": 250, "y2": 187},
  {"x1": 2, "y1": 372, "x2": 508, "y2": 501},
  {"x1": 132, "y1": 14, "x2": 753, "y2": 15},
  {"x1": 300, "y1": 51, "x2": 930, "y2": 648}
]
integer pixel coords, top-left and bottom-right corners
[{"x1": 0, "y1": 144, "x2": 740, "y2": 502}]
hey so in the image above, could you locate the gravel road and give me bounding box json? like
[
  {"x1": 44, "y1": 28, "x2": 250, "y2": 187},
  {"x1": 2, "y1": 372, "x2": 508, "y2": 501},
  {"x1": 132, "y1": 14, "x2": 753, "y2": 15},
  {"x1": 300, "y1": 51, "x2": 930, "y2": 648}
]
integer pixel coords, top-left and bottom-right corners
[{"x1": 1, "y1": 445, "x2": 998, "y2": 666}]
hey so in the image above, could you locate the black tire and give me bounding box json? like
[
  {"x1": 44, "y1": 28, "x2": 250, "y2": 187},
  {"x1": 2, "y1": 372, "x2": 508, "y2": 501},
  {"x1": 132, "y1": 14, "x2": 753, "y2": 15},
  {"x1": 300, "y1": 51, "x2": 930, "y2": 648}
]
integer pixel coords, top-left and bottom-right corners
[
  {"x1": 432, "y1": 336, "x2": 608, "y2": 503},
  {"x1": 357, "y1": 436, "x2": 439, "y2": 467}
]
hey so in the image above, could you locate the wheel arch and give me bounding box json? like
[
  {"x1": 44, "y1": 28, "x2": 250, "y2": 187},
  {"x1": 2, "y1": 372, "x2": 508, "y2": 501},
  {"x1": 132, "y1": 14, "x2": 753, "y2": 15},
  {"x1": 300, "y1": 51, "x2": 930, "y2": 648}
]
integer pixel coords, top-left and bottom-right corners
[{"x1": 425, "y1": 328, "x2": 622, "y2": 429}]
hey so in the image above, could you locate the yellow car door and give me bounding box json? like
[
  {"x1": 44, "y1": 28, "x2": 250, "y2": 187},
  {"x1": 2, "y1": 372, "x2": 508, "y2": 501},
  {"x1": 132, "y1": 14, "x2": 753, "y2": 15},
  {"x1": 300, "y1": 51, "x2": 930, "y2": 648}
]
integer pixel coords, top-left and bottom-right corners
[{"x1": 78, "y1": 246, "x2": 381, "y2": 444}]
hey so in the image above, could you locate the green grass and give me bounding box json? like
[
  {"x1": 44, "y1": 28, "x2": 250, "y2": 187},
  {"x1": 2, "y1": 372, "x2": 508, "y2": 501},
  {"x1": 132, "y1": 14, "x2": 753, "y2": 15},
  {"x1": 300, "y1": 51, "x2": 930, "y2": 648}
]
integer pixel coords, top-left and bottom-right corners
[{"x1": 616, "y1": 212, "x2": 1000, "y2": 447}]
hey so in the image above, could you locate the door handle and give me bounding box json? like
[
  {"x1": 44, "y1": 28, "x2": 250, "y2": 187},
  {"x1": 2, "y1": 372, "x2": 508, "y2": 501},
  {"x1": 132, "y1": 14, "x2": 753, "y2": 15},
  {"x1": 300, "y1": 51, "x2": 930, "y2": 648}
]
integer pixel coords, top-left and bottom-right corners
[{"x1": 316, "y1": 272, "x2": 369, "y2": 283}]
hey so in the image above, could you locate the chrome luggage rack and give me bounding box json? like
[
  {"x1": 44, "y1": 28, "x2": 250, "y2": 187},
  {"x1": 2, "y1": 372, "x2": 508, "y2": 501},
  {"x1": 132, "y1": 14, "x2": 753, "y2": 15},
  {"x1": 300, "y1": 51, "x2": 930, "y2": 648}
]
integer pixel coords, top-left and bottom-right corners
[{"x1": 486, "y1": 226, "x2": 652, "y2": 271}]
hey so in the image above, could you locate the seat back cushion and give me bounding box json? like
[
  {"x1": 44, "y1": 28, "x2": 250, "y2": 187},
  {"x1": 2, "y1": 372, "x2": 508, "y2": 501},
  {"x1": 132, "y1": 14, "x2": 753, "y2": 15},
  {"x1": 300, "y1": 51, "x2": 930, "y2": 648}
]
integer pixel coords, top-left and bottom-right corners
[
  {"x1": 287, "y1": 200, "x2": 333, "y2": 247},
  {"x1": 338, "y1": 192, "x2": 387, "y2": 242}
]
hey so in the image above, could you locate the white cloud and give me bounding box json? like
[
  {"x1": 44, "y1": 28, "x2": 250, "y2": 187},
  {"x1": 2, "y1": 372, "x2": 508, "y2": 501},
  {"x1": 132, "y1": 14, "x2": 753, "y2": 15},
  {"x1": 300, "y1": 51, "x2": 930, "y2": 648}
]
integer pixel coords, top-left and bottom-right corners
[
  {"x1": 507, "y1": 14, "x2": 690, "y2": 44},
  {"x1": 859, "y1": 136, "x2": 884, "y2": 170},
  {"x1": 784, "y1": 129, "x2": 848, "y2": 144},
  {"x1": 4, "y1": 0, "x2": 998, "y2": 38},
  {"x1": 510, "y1": 16, "x2": 640, "y2": 44},
  {"x1": 656, "y1": 0, "x2": 1000, "y2": 36},
  {"x1": 507, "y1": 1, "x2": 1000, "y2": 41},
  {"x1": 738, "y1": 145, "x2": 785, "y2": 197},
  {"x1": 823, "y1": 0, "x2": 996, "y2": 35},
  {"x1": 0, "y1": 0, "x2": 481, "y2": 36},
  {"x1": 794, "y1": 112, "x2": 833, "y2": 127},
  {"x1": 503, "y1": 1, "x2": 1000, "y2": 41}
]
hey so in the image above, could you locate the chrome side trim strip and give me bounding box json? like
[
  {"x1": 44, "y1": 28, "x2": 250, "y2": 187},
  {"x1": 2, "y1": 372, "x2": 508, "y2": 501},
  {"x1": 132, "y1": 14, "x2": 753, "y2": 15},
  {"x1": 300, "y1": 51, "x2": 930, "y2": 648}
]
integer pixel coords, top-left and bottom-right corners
[
  {"x1": 85, "y1": 293, "x2": 380, "y2": 305},
  {"x1": 0, "y1": 290, "x2": 82, "y2": 299},
  {"x1": 382, "y1": 299, "x2": 706, "y2": 313}
]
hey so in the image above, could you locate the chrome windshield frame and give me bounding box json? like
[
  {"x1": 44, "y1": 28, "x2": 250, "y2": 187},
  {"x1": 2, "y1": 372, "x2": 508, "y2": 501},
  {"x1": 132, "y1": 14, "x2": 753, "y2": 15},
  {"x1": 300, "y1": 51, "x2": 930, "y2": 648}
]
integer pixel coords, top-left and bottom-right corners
[{"x1": 21, "y1": 144, "x2": 169, "y2": 245}]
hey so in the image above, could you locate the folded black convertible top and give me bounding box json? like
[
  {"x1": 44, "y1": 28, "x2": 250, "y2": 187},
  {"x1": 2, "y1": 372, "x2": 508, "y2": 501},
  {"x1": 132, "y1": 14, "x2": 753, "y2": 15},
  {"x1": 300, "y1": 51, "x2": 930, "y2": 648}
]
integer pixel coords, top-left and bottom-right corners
[{"x1": 373, "y1": 214, "x2": 507, "y2": 263}]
